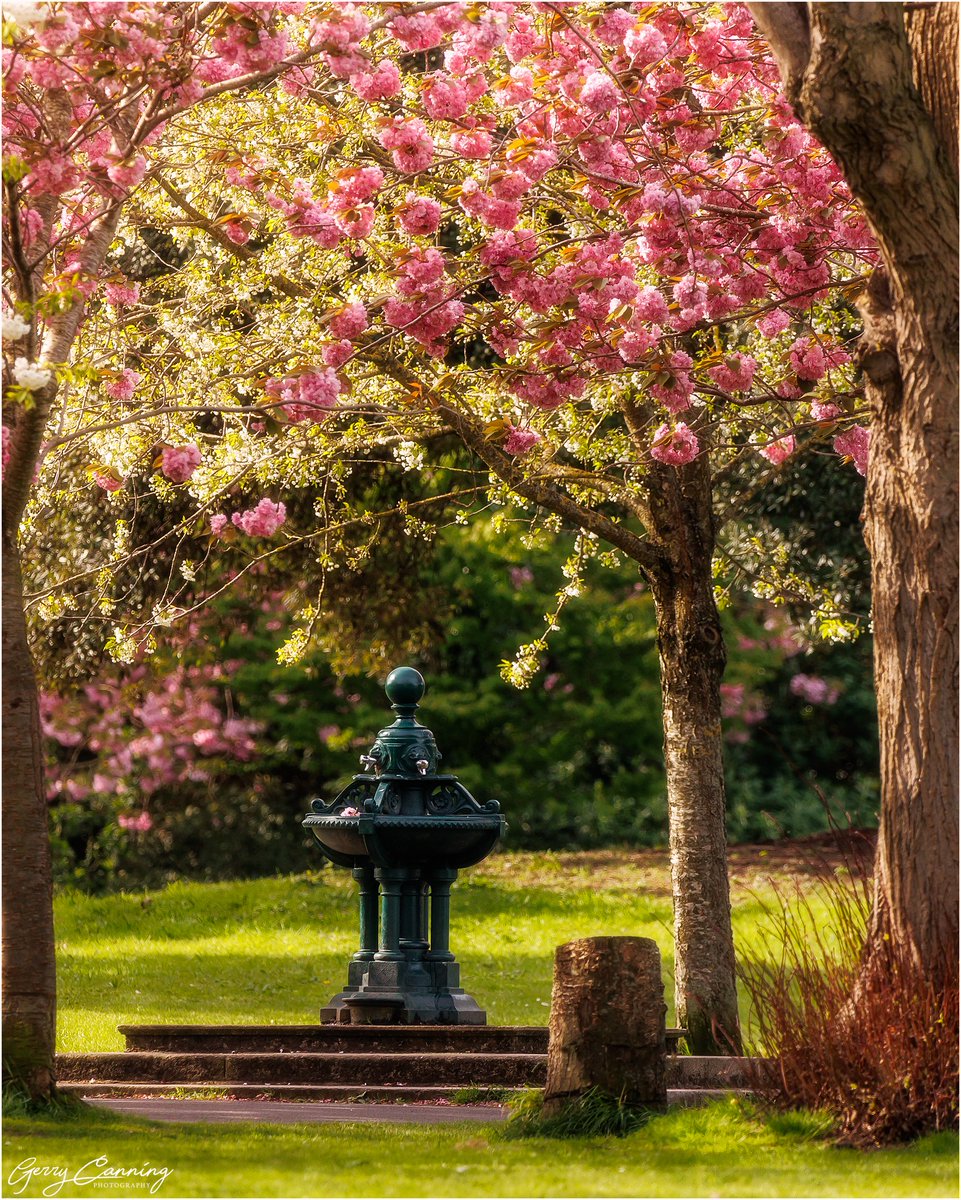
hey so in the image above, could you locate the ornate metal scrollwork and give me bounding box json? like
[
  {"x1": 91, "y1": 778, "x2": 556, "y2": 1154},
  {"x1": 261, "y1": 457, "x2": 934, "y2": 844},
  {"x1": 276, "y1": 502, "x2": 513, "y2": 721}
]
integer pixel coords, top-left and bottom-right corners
[{"x1": 425, "y1": 780, "x2": 499, "y2": 816}]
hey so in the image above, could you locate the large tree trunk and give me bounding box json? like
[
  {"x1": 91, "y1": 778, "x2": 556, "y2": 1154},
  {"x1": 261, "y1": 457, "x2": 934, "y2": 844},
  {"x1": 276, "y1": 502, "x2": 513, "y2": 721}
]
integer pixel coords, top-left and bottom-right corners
[
  {"x1": 2, "y1": 532, "x2": 57, "y2": 1100},
  {"x1": 647, "y1": 454, "x2": 742, "y2": 1055},
  {"x1": 750, "y1": 2, "x2": 959, "y2": 986}
]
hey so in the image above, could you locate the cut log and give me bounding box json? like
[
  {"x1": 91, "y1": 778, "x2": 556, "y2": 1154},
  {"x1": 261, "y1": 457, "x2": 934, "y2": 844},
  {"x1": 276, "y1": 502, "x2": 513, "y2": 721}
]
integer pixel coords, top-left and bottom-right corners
[{"x1": 543, "y1": 936, "x2": 667, "y2": 1114}]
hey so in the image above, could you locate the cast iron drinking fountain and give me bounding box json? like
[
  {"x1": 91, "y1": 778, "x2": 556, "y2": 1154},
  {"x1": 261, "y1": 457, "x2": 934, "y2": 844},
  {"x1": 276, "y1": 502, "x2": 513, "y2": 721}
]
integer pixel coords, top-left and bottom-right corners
[{"x1": 303, "y1": 667, "x2": 506, "y2": 1025}]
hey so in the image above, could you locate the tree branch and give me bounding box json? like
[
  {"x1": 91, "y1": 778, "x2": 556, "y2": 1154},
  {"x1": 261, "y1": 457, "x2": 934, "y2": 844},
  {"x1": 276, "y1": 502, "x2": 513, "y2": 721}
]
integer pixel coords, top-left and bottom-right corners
[{"x1": 747, "y1": 2, "x2": 812, "y2": 102}]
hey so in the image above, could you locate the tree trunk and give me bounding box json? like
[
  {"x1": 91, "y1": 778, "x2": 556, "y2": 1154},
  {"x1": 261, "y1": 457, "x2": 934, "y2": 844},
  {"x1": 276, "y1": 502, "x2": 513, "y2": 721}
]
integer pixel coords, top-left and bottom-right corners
[
  {"x1": 440, "y1": 397, "x2": 742, "y2": 1052},
  {"x1": 647, "y1": 453, "x2": 742, "y2": 1055},
  {"x1": 750, "y1": 2, "x2": 959, "y2": 987},
  {"x1": 2, "y1": 532, "x2": 57, "y2": 1100},
  {"x1": 543, "y1": 936, "x2": 667, "y2": 1113}
]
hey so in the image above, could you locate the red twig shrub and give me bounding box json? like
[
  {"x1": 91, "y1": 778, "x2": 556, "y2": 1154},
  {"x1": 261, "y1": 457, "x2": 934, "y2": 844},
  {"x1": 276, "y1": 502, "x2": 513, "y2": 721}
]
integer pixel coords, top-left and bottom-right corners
[{"x1": 739, "y1": 834, "x2": 959, "y2": 1147}]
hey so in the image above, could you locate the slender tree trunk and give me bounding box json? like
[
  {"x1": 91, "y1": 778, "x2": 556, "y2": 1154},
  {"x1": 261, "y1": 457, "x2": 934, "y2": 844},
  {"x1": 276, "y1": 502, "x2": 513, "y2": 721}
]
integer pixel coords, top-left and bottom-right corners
[
  {"x1": 439, "y1": 398, "x2": 742, "y2": 1054},
  {"x1": 2, "y1": 531, "x2": 57, "y2": 1099},
  {"x1": 647, "y1": 453, "x2": 742, "y2": 1055},
  {"x1": 750, "y1": 2, "x2": 959, "y2": 986}
]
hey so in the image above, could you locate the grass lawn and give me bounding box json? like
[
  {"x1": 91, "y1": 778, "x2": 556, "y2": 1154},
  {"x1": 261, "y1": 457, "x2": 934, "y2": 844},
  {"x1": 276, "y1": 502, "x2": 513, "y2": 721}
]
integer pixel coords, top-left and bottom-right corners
[
  {"x1": 3, "y1": 1100, "x2": 957, "y2": 1198},
  {"x1": 54, "y1": 849, "x2": 834, "y2": 1051},
  {"x1": 22, "y1": 849, "x2": 955, "y2": 1199}
]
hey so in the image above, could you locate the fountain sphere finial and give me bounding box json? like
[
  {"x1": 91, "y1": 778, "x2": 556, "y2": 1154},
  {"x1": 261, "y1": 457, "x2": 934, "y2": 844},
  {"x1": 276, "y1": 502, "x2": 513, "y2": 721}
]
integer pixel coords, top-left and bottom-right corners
[{"x1": 385, "y1": 666, "x2": 425, "y2": 709}]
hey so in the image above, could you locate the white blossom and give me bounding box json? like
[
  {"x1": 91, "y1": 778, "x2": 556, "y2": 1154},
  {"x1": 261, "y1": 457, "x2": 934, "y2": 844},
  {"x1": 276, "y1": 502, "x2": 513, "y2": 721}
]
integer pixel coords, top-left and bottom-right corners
[
  {"x1": 2, "y1": 313, "x2": 30, "y2": 341},
  {"x1": 13, "y1": 357, "x2": 53, "y2": 391},
  {"x1": 2, "y1": 1, "x2": 47, "y2": 26}
]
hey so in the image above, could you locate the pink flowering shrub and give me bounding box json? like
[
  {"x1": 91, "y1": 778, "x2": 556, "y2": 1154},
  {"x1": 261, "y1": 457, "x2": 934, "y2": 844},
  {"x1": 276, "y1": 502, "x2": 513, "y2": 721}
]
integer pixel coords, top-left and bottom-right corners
[
  {"x1": 790, "y1": 673, "x2": 841, "y2": 705},
  {"x1": 42, "y1": 663, "x2": 261, "y2": 811},
  {"x1": 117, "y1": 811, "x2": 153, "y2": 833}
]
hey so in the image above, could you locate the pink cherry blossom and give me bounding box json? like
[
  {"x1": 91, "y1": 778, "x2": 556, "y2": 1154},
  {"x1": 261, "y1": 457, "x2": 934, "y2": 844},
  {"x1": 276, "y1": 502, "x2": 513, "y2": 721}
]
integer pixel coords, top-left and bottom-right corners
[
  {"x1": 210, "y1": 514, "x2": 228, "y2": 536},
  {"x1": 161, "y1": 443, "x2": 202, "y2": 484},
  {"x1": 379, "y1": 117, "x2": 434, "y2": 173},
  {"x1": 329, "y1": 301, "x2": 368, "y2": 340},
  {"x1": 423, "y1": 73, "x2": 469, "y2": 121},
  {"x1": 580, "y1": 71, "x2": 620, "y2": 115},
  {"x1": 503, "y1": 426, "x2": 542, "y2": 455},
  {"x1": 106, "y1": 368, "x2": 140, "y2": 401},
  {"x1": 811, "y1": 399, "x2": 842, "y2": 422},
  {"x1": 104, "y1": 280, "x2": 140, "y2": 306},
  {"x1": 450, "y1": 128, "x2": 492, "y2": 159},
  {"x1": 398, "y1": 193, "x2": 442, "y2": 237},
  {"x1": 106, "y1": 154, "x2": 147, "y2": 189},
  {"x1": 789, "y1": 337, "x2": 829, "y2": 381},
  {"x1": 650, "y1": 422, "x2": 700, "y2": 467},
  {"x1": 231, "y1": 498, "x2": 287, "y2": 538},
  {"x1": 266, "y1": 368, "x2": 341, "y2": 424},
  {"x1": 350, "y1": 59, "x2": 401, "y2": 101},
  {"x1": 757, "y1": 435, "x2": 796, "y2": 465},
  {"x1": 322, "y1": 340, "x2": 352, "y2": 368},
  {"x1": 833, "y1": 425, "x2": 870, "y2": 476},
  {"x1": 624, "y1": 24, "x2": 669, "y2": 67},
  {"x1": 223, "y1": 220, "x2": 249, "y2": 245},
  {"x1": 756, "y1": 308, "x2": 792, "y2": 338},
  {"x1": 709, "y1": 353, "x2": 757, "y2": 393}
]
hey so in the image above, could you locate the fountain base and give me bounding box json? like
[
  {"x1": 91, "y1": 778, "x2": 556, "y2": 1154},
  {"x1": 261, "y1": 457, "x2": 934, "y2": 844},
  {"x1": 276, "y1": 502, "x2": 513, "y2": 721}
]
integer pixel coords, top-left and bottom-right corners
[{"x1": 320, "y1": 957, "x2": 487, "y2": 1025}]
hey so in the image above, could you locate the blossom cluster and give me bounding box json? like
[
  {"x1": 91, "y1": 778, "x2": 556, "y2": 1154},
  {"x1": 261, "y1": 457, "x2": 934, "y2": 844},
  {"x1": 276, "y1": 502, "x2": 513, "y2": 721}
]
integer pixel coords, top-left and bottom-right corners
[{"x1": 41, "y1": 663, "x2": 262, "y2": 810}]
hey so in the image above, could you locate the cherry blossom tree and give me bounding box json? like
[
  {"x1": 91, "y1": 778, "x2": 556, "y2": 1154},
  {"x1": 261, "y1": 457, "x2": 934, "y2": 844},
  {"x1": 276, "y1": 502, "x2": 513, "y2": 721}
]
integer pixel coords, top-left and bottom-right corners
[{"x1": 3, "y1": 1, "x2": 876, "y2": 1094}]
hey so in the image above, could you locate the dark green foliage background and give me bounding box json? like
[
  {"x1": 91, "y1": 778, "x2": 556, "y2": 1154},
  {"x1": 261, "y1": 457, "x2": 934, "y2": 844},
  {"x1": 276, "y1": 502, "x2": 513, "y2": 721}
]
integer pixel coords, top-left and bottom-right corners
[{"x1": 49, "y1": 517, "x2": 879, "y2": 891}]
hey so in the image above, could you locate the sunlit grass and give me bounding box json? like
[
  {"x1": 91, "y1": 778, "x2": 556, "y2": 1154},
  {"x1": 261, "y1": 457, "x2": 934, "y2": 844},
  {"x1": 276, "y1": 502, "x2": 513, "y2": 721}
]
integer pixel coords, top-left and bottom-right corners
[
  {"x1": 3, "y1": 1099, "x2": 956, "y2": 1198},
  {"x1": 55, "y1": 855, "x2": 835, "y2": 1052}
]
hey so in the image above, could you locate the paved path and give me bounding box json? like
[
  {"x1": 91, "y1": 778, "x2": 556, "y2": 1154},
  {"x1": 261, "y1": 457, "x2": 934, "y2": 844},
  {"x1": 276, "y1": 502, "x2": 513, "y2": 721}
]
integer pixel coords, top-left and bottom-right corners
[{"x1": 90, "y1": 1098, "x2": 508, "y2": 1125}]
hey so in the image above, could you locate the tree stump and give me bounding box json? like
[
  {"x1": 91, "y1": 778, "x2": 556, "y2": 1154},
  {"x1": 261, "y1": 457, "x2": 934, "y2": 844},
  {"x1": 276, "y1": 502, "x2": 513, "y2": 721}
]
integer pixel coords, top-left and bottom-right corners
[{"x1": 543, "y1": 936, "x2": 667, "y2": 1115}]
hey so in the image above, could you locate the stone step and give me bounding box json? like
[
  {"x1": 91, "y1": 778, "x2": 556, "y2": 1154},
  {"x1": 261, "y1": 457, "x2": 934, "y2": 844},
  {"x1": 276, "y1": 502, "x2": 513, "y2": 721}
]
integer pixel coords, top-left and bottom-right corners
[
  {"x1": 57, "y1": 1051, "x2": 548, "y2": 1087},
  {"x1": 57, "y1": 1050, "x2": 762, "y2": 1090},
  {"x1": 119, "y1": 1024, "x2": 548, "y2": 1055},
  {"x1": 119, "y1": 1023, "x2": 686, "y2": 1054},
  {"x1": 670, "y1": 1056, "x2": 760, "y2": 1088}
]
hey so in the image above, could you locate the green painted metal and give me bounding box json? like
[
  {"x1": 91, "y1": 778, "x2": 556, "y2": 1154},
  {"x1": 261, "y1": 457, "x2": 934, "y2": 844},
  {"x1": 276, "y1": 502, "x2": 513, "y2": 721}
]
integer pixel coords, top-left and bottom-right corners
[{"x1": 303, "y1": 667, "x2": 506, "y2": 1025}]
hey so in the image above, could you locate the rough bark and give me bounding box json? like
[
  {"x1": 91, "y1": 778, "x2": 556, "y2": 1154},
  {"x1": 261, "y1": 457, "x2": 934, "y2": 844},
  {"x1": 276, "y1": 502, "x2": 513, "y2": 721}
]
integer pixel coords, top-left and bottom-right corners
[
  {"x1": 646, "y1": 452, "x2": 742, "y2": 1055},
  {"x1": 1, "y1": 533, "x2": 57, "y2": 1100},
  {"x1": 751, "y1": 2, "x2": 959, "y2": 986},
  {"x1": 544, "y1": 937, "x2": 667, "y2": 1113}
]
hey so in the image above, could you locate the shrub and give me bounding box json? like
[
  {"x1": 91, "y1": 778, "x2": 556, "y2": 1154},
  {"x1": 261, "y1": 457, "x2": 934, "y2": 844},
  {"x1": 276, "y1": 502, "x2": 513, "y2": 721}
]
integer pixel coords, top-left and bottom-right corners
[{"x1": 739, "y1": 834, "x2": 959, "y2": 1147}]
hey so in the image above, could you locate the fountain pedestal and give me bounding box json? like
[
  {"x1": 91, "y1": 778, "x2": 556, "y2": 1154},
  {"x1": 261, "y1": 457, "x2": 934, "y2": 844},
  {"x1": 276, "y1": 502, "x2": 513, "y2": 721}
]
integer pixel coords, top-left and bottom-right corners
[{"x1": 303, "y1": 668, "x2": 506, "y2": 1025}]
